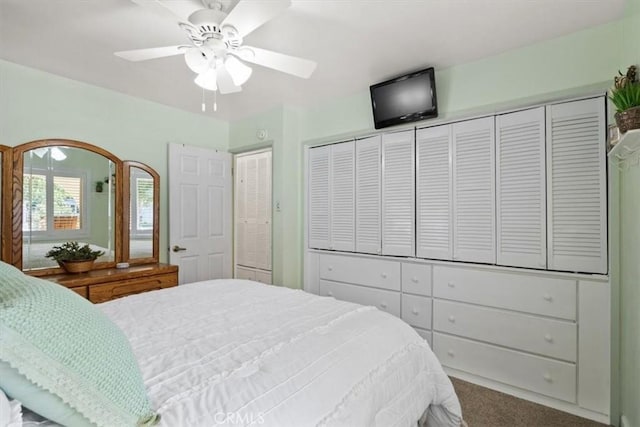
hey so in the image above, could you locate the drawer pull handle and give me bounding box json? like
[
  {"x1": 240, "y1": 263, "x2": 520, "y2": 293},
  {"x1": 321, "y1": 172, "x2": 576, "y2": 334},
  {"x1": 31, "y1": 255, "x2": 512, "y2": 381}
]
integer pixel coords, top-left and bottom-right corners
[
  {"x1": 328, "y1": 291, "x2": 333, "y2": 297},
  {"x1": 381, "y1": 273, "x2": 387, "y2": 279},
  {"x1": 448, "y1": 315, "x2": 456, "y2": 323},
  {"x1": 412, "y1": 308, "x2": 419, "y2": 315},
  {"x1": 544, "y1": 334, "x2": 553, "y2": 343},
  {"x1": 411, "y1": 277, "x2": 419, "y2": 283},
  {"x1": 543, "y1": 294, "x2": 553, "y2": 302},
  {"x1": 447, "y1": 282, "x2": 455, "y2": 288},
  {"x1": 328, "y1": 266, "x2": 333, "y2": 271},
  {"x1": 543, "y1": 373, "x2": 553, "y2": 383},
  {"x1": 380, "y1": 302, "x2": 388, "y2": 309},
  {"x1": 447, "y1": 350, "x2": 455, "y2": 358}
]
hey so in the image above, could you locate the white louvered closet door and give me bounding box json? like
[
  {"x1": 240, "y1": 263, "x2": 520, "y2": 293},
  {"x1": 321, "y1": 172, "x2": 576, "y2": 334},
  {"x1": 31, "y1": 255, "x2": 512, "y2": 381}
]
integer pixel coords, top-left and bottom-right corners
[
  {"x1": 255, "y1": 151, "x2": 272, "y2": 270},
  {"x1": 452, "y1": 116, "x2": 496, "y2": 264},
  {"x1": 330, "y1": 141, "x2": 355, "y2": 251},
  {"x1": 355, "y1": 135, "x2": 381, "y2": 254},
  {"x1": 546, "y1": 97, "x2": 607, "y2": 274},
  {"x1": 496, "y1": 107, "x2": 546, "y2": 269},
  {"x1": 382, "y1": 130, "x2": 415, "y2": 257},
  {"x1": 235, "y1": 156, "x2": 247, "y2": 268},
  {"x1": 416, "y1": 125, "x2": 453, "y2": 260},
  {"x1": 308, "y1": 146, "x2": 331, "y2": 249}
]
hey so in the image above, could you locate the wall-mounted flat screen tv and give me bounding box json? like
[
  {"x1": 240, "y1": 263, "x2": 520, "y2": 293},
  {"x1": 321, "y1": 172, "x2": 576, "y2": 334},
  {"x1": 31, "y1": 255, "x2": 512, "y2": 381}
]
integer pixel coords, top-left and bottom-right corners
[{"x1": 369, "y1": 67, "x2": 437, "y2": 129}]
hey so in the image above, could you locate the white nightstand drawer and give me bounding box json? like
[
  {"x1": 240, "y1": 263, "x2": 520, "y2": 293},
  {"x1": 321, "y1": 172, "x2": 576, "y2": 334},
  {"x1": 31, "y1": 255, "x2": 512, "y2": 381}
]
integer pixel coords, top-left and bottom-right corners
[
  {"x1": 433, "y1": 266, "x2": 576, "y2": 320},
  {"x1": 320, "y1": 254, "x2": 400, "y2": 291},
  {"x1": 319, "y1": 280, "x2": 400, "y2": 317},
  {"x1": 434, "y1": 333, "x2": 576, "y2": 403},
  {"x1": 414, "y1": 328, "x2": 432, "y2": 347},
  {"x1": 401, "y1": 294, "x2": 432, "y2": 329},
  {"x1": 401, "y1": 263, "x2": 432, "y2": 296},
  {"x1": 433, "y1": 300, "x2": 577, "y2": 362}
]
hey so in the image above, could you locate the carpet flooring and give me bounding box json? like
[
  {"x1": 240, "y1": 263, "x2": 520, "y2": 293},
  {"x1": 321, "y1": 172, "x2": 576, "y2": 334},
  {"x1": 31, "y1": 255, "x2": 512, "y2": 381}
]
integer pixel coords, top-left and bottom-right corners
[{"x1": 451, "y1": 377, "x2": 609, "y2": 427}]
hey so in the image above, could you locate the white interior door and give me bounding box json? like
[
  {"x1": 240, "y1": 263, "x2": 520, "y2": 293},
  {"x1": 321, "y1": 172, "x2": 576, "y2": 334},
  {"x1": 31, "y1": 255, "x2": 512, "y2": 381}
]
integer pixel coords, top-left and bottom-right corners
[{"x1": 168, "y1": 143, "x2": 232, "y2": 284}]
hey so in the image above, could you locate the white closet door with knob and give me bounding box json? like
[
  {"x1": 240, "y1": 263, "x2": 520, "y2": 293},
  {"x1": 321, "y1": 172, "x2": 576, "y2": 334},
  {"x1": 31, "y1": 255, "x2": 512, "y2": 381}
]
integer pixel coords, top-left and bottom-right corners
[
  {"x1": 416, "y1": 124, "x2": 453, "y2": 260},
  {"x1": 496, "y1": 107, "x2": 546, "y2": 269},
  {"x1": 452, "y1": 116, "x2": 496, "y2": 264},
  {"x1": 255, "y1": 151, "x2": 272, "y2": 270},
  {"x1": 382, "y1": 130, "x2": 415, "y2": 257},
  {"x1": 356, "y1": 135, "x2": 382, "y2": 254},
  {"x1": 330, "y1": 141, "x2": 356, "y2": 251},
  {"x1": 546, "y1": 97, "x2": 607, "y2": 274},
  {"x1": 308, "y1": 145, "x2": 331, "y2": 249}
]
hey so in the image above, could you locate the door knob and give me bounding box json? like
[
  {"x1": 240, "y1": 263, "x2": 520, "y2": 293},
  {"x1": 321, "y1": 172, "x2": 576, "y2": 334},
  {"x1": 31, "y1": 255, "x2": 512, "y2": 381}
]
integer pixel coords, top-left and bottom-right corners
[{"x1": 172, "y1": 245, "x2": 187, "y2": 252}]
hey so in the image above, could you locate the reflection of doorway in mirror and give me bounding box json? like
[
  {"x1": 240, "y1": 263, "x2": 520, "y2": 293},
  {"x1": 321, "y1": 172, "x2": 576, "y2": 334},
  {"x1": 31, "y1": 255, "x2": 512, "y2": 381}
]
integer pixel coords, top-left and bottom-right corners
[
  {"x1": 234, "y1": 148, "x2": 272, "y2": 285},
  {"x1": 129, "y1": 167, "x2": 154, "y2": 259}
]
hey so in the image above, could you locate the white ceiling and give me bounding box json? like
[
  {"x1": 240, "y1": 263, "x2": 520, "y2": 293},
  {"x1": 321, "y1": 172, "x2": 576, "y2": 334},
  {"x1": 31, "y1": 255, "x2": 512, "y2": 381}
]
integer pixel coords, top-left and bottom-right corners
[{"x1": 0, "y1": 0, "x2": 626, "y2": 121}]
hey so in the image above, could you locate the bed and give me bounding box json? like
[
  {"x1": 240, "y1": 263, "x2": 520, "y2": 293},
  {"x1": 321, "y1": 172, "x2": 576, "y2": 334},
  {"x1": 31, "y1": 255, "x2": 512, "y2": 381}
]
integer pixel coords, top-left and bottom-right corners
[{"x1": 13, "y1": 278, "x2": 462, "y2": 426}]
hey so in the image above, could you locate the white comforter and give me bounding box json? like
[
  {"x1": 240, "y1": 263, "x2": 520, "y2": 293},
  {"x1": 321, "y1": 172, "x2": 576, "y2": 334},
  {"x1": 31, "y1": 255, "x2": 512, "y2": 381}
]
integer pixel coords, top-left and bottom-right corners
[{"x1": 98, "y1": 280, "x2": 461, "y2": 427}]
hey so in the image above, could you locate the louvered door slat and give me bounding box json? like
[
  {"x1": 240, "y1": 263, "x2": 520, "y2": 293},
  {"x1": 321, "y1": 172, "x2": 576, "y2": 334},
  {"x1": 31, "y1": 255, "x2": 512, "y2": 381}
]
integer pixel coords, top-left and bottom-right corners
[
  {"x1": 308, "y1": 146, "x2": 330, "y2": 249},
  {"x1": 496, "y1": 107, "x2": 546, "y2": 269},
  {"x1": 356, "y1": 135, "x2": 381, "y2": 254},
  {"x1": 453, "y1": 117, "x2": 496, "y2": 263},
  {"x1": 416, "y1": 124, "x2": 452, "y2": 260},
  {"x1": 547, "y1": 97, "x2": 607, "y2": 274},
  {"x1": 330, "y1": 141, "x2": 355, "y2": 251},
  {"x1": 382, "y1": 130, "x2": 415, "y2": 256}
]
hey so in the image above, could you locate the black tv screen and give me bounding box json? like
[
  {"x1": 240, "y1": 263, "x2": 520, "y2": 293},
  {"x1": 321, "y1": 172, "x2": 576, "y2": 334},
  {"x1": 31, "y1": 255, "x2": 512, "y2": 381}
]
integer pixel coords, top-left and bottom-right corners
[{"x1": 370, "y1": 67, "x2": 437, "y2": 129}]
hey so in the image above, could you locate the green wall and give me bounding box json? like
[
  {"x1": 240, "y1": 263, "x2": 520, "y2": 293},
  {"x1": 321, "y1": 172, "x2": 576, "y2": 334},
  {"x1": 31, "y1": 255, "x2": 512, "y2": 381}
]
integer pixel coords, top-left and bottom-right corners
[{"x1": 0, "y1": 60, "x2": 229, "y2": 263}]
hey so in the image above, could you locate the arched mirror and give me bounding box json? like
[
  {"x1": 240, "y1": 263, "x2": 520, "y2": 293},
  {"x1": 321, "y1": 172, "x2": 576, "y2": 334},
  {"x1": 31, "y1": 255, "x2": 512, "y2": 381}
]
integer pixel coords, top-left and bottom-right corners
[
  {"x1": 12, "y1": 140, "x2": 122, "y2": 273},
  {"x1": 123, "y1": 161, "x2": 159, "y2": 264}
]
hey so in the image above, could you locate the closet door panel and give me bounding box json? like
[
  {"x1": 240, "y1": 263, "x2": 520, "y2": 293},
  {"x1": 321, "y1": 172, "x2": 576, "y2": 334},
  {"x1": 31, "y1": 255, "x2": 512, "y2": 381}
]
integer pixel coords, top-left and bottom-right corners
[
  {"x1": 382, "y1": 130, "x2": 415, "y2": 257},
  {"x1": 255, "y1": 151, "x2": 272, "y2": 270},
  {"x1": 546, "y1": 98, "x2": 607, "y2": 274},
  {"x1": 355, "y1": 135, "x2": 382, "y2": 254},
  {"x1": 452, "y1": 117, "x2": 496, "y2": 264},
  {"x1": 308, "y1": 146, "x2": 331, "y2": 249},
  {"x1": 416, "y1": 125, "x2": 453, "y2": 260},
  {"x1": 496, "y1": 107, "x2": 546, "y2": 269},
  {"x1": 235, "y1": 157, "x2": 247, "y2": 267},
  {"x1": 330, "y1": 141, "x2": 355, "y2": 251}
]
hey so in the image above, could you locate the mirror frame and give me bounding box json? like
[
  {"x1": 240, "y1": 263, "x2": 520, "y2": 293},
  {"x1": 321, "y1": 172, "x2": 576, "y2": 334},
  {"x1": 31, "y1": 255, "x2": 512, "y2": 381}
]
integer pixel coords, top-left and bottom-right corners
[
  {"x1": 11, "y1": 139, "x2": 123, "y2": 274},
  {"x1": 0, "y1": 145, "x2": 12, "y2": 263},
  {"x1": 122, "y1": 161, "x2": 160, "y2": 265}
]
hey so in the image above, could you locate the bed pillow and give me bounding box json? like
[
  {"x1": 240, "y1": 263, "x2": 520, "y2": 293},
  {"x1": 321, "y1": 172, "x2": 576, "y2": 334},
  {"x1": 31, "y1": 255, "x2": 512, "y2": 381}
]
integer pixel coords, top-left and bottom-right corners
[{"x1": 0, "y1": 261, "x2": 158, "y2": 427}]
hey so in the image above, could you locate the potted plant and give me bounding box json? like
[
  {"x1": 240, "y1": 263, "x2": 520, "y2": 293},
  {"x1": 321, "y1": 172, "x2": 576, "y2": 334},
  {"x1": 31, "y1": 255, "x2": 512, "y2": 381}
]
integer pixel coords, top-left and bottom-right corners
[
  {"x1": 610, "y1": 65, "x2": 640, "y2": 134},
  {"x1": 45, "y1": 241, "x2": 105, "y2": 274}
]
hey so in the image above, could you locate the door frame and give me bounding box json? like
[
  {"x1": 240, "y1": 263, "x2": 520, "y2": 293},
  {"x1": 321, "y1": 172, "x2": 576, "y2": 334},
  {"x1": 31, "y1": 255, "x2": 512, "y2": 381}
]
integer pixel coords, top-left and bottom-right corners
[{"x1": 232, "y1": 147, "x2": 273, "y2": 281}]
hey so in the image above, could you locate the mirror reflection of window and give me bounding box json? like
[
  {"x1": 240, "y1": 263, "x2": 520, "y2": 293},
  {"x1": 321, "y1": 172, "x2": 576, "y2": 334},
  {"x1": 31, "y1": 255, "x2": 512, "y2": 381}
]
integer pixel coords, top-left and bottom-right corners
[
  {"x1": 22, "y1": 146, "x2": 116, "y2": 270},
  {"x1": 129, "y1": 167, "x2": 154, "y2": 260}
]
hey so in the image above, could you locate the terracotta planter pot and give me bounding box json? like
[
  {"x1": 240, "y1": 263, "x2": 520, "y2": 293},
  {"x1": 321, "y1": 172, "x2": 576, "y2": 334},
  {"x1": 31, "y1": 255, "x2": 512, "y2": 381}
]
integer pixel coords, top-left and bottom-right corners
[
  {"x1": 59, "y1": 259, "x2": 95, "y2": 274},
  {"x1": 615, "y1": 106, "x2": 640, "y2": 133}
]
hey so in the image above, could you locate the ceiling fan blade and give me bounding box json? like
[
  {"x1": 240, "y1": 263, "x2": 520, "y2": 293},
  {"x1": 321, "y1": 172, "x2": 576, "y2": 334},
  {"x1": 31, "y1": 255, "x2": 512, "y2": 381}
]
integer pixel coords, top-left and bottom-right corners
[
  {"x1": 217, "y1": 66, "x2": 242, "y2": 94},
  {"x1": 130, "y1": 0, "x2": 194, "y2": 23},
  {"x1": 114, "y1": 45, "x2": 185, "y2": 62},
  {"x1": 238, "y1": 46, "x2": 316, "y2": 78},
  {"x1": 222, "y1": 0, "x2": 291, "y2": 38}
]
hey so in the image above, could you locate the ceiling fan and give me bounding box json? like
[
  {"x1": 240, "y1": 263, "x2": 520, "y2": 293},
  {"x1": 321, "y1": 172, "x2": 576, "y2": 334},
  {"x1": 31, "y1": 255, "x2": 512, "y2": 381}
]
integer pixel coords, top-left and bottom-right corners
[{"x1": 115, "y1": 0, "x2": 317, "y2": 95}]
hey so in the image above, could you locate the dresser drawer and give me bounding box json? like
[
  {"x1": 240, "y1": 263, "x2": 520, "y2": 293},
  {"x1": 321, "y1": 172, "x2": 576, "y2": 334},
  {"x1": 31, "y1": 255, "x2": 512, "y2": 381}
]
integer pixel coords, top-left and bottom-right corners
[
  {"x1": 69, "y1": 286, "x2": 88, "y2": 299},
  {"x1": 401, "y1": 294, "x2": 432, "y2": 329},
  {"x1": 433, "y1": 267, "x2": 576, "y2": 320},
  {"x1": 236, "y1": 266, "x2": 256, "y2": 280},
  {"x1": 89, "y1": 273, "x2": 177, "y2": 303},
  {"x1": 401, "y1": 263, "x2": 432, "y2": 296},
  {"x1": 319, "y1": 280, "x2": 400, "y2": 317},
  {"x1": 433, "y1": 300, "x2": 577, "y2": 362},
  {"x1": 434, "y1": 333, "x2": 576, "y2": 402},
  {"x1": 320, "y1": 254, "x2": 400, "y2": 291}
]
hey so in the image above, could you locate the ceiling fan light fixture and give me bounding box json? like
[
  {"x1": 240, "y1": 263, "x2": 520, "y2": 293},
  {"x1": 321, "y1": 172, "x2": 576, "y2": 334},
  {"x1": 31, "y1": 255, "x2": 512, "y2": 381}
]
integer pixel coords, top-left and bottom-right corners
[
  {"x1": 185, "y1": 48, "x2": 211, "y2": 73},
  {"x1": 195, "y1": 68, "x2": 218, "y2": 91},
  {"x1": 225, "y1": 55, "x2": 252, "y2": 86}
]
